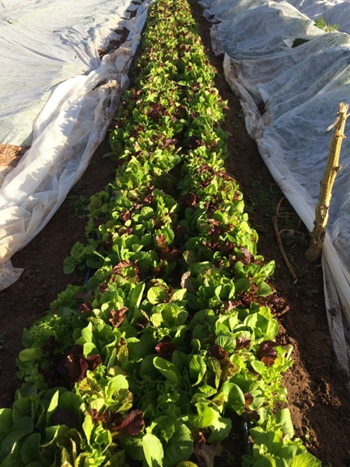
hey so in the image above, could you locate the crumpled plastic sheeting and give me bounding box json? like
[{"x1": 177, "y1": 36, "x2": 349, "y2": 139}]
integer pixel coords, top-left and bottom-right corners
[
  {"x1": 289, "y1": 0, "x2": 350, "y2": 33},
  {"x1": 0, "y1": 260, "x2": 23, "y2": 290},
  {"x1": 200, "y1": 0, "x2": 350, "y2": 383},
  {"x1": 1, "y1": 0, "x2": 131, "y2": 145},
  {"x1": 0, "y1": 0, "x2": 150, "y2": 290}
]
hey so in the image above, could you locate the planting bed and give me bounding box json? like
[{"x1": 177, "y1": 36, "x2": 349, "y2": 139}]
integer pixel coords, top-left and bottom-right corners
[{"x1": 1, "y1": 0, "x2": 350, "y2": 466}]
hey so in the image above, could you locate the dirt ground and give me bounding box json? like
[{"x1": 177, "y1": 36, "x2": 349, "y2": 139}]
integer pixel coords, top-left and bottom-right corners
[
  {"x1": 0, "y1": 144, "x2": 28, "y2": 183},
  {"x1": 1, "y1": 2, "x2": 350, "y2": 466}
]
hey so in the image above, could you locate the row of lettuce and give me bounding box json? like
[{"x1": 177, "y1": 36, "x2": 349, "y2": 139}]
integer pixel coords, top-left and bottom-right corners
[{"x1": 0, "y1": 0, "x2": 321, "y2": 466}]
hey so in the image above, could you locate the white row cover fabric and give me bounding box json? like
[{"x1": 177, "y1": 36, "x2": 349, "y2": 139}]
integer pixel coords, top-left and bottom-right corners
[
  {"x1": 200, "y1": 0, "x2": 350, "y2": 384},
  {"x1": 0, "y1": 0, "x2": 151, "y2": 290}
]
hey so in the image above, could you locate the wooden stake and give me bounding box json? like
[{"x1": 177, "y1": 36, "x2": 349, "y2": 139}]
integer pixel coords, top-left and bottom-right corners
[{"x1": 305, "y1": 102, "x2": 349, "y2": 262}]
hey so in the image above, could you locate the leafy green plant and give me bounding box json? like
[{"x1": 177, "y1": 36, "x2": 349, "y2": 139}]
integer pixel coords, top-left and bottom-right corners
[
  {"x1": 315, "y1": 16, "x2": 339, "y2": 32},
  {"x1": 69, "y1": 195, "x2": 89, "y2": 216}
]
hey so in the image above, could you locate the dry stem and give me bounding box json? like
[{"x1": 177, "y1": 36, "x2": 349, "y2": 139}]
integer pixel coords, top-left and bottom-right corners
[
  {"x1": 305, "y1": 102, "x2": 349, "y2": 262},
  {"x1": 273, "y1": 197, "x2": 298, "y2": 284}
]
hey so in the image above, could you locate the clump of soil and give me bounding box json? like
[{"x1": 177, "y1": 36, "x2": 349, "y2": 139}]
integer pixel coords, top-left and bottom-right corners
[
  {"x1": 0, "y1": 144, "x2": 29, "y2": 185},
  {"x1": 1, "y1": 2, "x2": 350, "y2": 466}
]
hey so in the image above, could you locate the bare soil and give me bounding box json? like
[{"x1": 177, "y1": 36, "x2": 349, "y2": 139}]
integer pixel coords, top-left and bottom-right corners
[
  {"x1": 0, "y1": 144, "x2": 28, "y2": 183},
  {"x1": 1, "y1": 2, "x2": 350, "y2": 466}
]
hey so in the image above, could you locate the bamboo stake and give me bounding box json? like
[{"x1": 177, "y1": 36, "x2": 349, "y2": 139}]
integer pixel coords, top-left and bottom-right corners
[{"x1": 305, "y1": 102, "x2": 349, "y2": 262}]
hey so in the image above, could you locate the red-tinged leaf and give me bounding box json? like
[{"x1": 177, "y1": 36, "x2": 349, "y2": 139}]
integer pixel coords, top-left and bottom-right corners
[
  {"x1": 155, "y1": 234, "x2": 180, "y2": 262},
  {"x1": 76, "y1": 358, "x2": 89, "y2": 382},
  {"x1": 91, "y1": 408, "x2": 107, "y2": 425},
  {"x1": 165, "y1": 138, "x2": 177, "y2": 147},
  {"x1": 109, "y1": 307, "x2": 128, "y2": 328},
  {"x1": 201, "y1": 240, "x2": 217, "y2": 252},
  {"x1": 93, "y1": 410, "x2": 124, "y2": 431},
  {"x1": 182, "y1": 192, "x2": 199, "y2": 207},
  {"x1": 148, "y1": 103, "x2": 166, "y2": 121},
  {"x1": 160, "y1": 247, "x2": 180, "y2": 262},
  {"x1": 99, "y1": 282, "x2": 109, "y2": 293},
  {"x1": 208, "y1": 220, "x2": 222, "y2": 241},
  {"x1": 64, "y1": 345, "x2": 102, "y2": 383},
  {"x1": 197, "y1": 163, "x2": 211, "y2": 174},
  {"x1": 236, "y1": 336, "x2": 251, "y2": 350},
  {"x1": 235, "y1": 283, "x2": 260, "y2": 308},
  {"x1": 113, "y1": 261, "x2": 132, "y2": 276},
  {"x1": 86, "y1": 354, "x2": 103, "y2": 372},
  {"x1": 265, "y1": 293, "x2": 288, "y2": 315},
  {"x1": 261, "y1": 355, "x2": 277, "y2": 367},
  {"x1": 122, "y1": 227, "x2": 134, "y2": 235},
  {"x1": 42, "y1": 336, "x2": 60, "y2": 355},
  {"x1": 239, "y1": 247, "x2": 254, "y2": 264},
  {"x1": 186, "y1": 135, "x2": 203, "y2": 150},
  {"x1": 207, "y1": 345, "x2": 228, "y2": 360},
  {"x1": 203, "y1": 240, "x2": 235, "y2": 255},
  {"x1": 220, "y1": 357, "x2": 239, "y2": 381},
  {"x1": 153, "y1": 261, "x2": 167, "y2": 278},
  {"x1": 209, "y1": 139, "x2": 217, "y2": 150},
  {"x1": 116, "y1": 337, "x2": 128, "y2": 364},
  {"x1": 91, "y1": 408, "x2": 144, "y2": 437},
  {"x1": 223, "y1": 300, "x2": 242, "y2": 311},
  {"x1": 155, "y1": 234, "x2": 167, "y2": 250},
  {"x1": 221, "y1": 240, "x2": 235, "y2": 255},
  {"x1": 121, "y1": 209, "x2": 131, "y2": 222},
  {"x1": 114, "y1": 409, "x2": 145, "y2": 436},
  {"x1": 208, "y1": 219, "x2": 221, "y2": 227},
  {"x1": 257, "y1": 341, "x2": 278, "y2": 366},
  {"x1": 155, "y1": 342, "x2": 176, "y2": 360},
  {"x1": 79, "y1": 301, "x2": 93, "y2": 314},
  {"x1": 257, "y1": 341, "x2": 278, "y2": 358},
  {"x1": 244, "y1": 393, "x2": 254, "y2": 409},
  {"x1": 199, "y1": 179, "x2": 211, "y2": 189},
  {"x1": 217, "y1": 170, "x2": 230, "y2": 181},
  {"x1": 143, "y1": 193, "x2": 154, "y2": 205}
]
